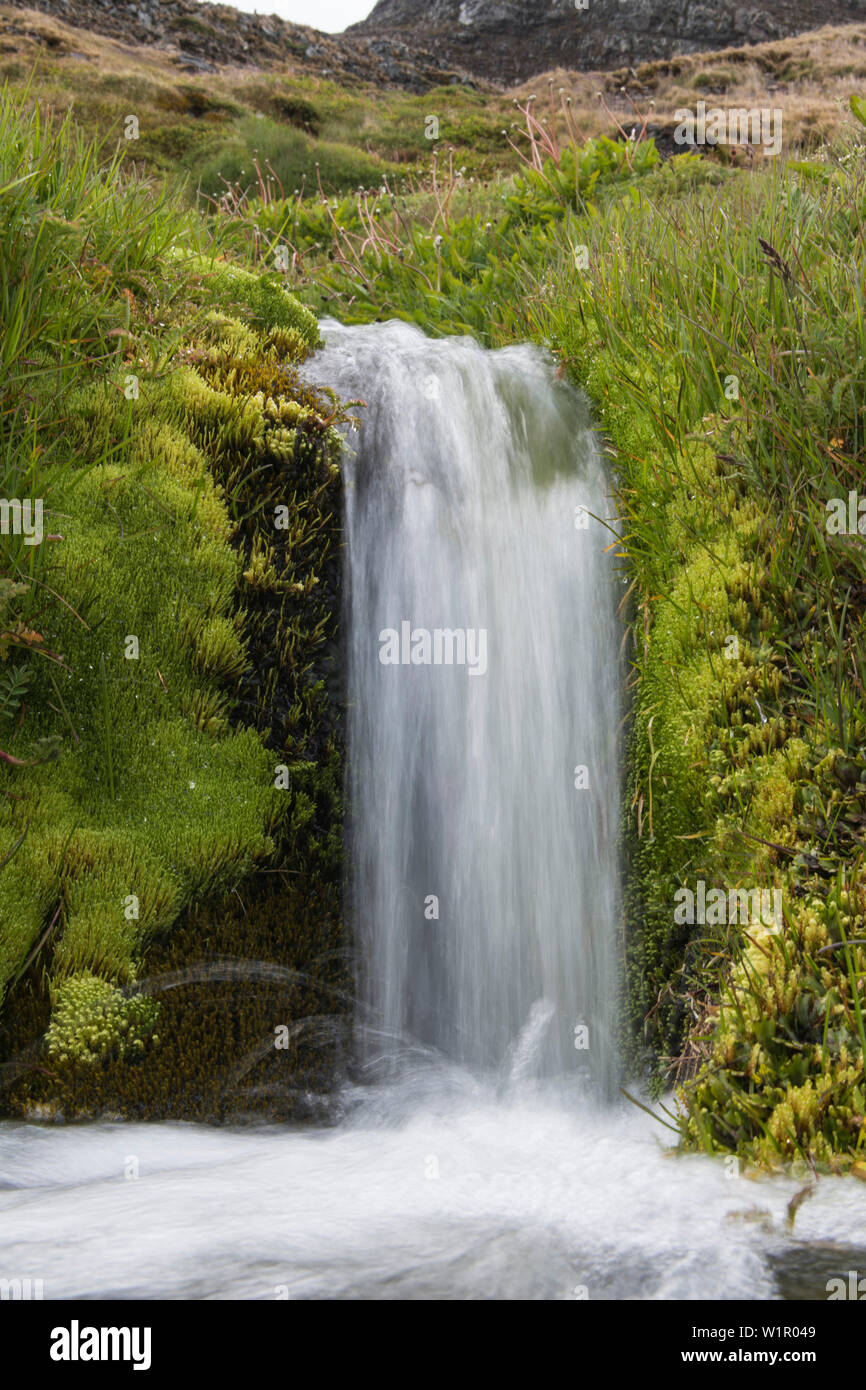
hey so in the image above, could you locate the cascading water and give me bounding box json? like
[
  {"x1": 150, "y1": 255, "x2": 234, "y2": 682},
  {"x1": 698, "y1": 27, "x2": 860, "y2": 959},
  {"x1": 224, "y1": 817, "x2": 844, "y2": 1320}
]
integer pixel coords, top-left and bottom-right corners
[
  {"x1": 324, "y1": 318, "x2": 621, "y2": 1091},
  {"x1": 1, "y1": 321, "x2": 865, "y2": 1300}
]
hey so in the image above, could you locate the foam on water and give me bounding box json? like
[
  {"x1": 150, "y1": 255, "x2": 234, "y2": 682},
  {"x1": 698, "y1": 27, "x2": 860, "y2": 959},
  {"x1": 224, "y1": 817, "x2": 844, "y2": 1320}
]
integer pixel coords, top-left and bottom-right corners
[{"x1": 0, "y1": 1090, "x2": 864, "y2": 1298}]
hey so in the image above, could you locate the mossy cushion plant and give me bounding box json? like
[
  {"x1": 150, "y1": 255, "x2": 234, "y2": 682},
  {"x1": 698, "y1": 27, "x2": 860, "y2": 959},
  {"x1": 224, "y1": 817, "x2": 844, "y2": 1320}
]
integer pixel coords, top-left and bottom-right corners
[
  {"x1": 0, "y1": 95, "x2": 348, "y2": 1115},
  {"x1": 45, "y1": 973, "x2": 160, "y2": 1067}
]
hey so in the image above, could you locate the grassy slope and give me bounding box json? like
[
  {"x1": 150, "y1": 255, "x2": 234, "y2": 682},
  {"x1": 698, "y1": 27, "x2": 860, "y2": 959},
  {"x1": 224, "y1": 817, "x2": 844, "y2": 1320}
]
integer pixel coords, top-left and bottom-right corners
[
  {"x1": 0, "y1": 4, "x2": 509, "y2": 192},
  {"x1": 4, "y1": 8, "x2": 866, "y2": 197}
]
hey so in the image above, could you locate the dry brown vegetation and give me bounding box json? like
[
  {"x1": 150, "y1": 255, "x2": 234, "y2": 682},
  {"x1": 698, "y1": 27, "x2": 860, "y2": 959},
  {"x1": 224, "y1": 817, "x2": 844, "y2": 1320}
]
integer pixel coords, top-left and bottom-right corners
[{"x1": 513, "y1": 24, "x2": 866, "y2": 154}]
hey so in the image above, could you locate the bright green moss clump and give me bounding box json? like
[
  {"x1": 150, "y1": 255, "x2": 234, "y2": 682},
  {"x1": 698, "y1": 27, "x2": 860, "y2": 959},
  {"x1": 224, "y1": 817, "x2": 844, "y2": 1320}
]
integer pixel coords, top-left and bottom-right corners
[
  {"x1": 0, "y1": 285, "x2": 347, "y2": 1104},
  {"x1": 681, "y1": 889, "x2": 866, "y2": 1169},
  {"x1": 0, "y1": 372, "x2": 281, "y2": 999},
  {"x1": 203, "y1": 264, "x2": 320, "y2": 349},
  {"x1": 45, "y1": 974, "x2": 159, "y2": 1066}
]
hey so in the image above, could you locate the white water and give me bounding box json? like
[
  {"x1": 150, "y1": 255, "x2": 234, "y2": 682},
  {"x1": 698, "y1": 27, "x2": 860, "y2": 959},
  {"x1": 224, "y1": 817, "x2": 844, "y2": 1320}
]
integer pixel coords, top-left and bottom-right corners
[
  {"x1": 1, "y1": 1093, "x2": 865, "y2": 1299},
  {"x1": 336, "y1": 319, "x2": 620, "y2": 1088},
  {"x1": 0, "y1": 321, "x2": 864, "y2": 1300}
]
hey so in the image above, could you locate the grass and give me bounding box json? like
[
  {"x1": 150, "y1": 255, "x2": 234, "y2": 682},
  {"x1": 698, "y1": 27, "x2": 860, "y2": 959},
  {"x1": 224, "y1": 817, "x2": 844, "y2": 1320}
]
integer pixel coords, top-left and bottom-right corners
[{"x1": 192, "y1": 114, "x2": 394, "y2": 203}]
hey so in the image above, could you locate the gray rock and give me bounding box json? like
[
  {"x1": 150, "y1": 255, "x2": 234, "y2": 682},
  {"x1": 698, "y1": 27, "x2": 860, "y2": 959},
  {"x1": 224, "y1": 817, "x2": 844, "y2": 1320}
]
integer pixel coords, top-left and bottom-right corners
[
  {"x1": 176, "y1": 51, "x2": 217, "y2": 73},
  {"x1": 349, "y1": 0, "x2": 862, "y2": 82}
]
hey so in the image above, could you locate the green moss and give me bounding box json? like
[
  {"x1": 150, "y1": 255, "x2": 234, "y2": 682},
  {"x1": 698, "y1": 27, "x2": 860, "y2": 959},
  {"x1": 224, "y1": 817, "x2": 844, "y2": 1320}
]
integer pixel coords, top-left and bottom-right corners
[
  {"x1": 200, "y1": 264, "x2": 320, "y2": 346},
  {"x1": 679, "y1": 891, "x2": 866, "y2": 1170},
  {"x1": 45, "y1": 973, "x2": 159, "y2": 1065}
]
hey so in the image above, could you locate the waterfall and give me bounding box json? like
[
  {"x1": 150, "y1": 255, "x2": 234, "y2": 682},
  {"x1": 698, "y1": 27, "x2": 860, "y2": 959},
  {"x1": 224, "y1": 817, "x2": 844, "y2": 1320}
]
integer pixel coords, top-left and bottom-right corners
[
  {"x1": 2, "y1": 321, "x2": 863, "y2": 1302},
  {"x1": 312, "y1": 319, "x2": 621, "y2": 1095}
]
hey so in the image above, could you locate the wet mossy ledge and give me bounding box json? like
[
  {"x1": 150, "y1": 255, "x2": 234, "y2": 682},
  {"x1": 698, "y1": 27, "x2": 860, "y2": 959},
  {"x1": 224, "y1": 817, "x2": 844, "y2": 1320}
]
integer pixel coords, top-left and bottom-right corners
[
  {"x1": 598, "y1": 395, "x2": 866, "y2": 1173},
  {"x1": 0, "y1": 107, "x2": 351, "y2": 1120}
]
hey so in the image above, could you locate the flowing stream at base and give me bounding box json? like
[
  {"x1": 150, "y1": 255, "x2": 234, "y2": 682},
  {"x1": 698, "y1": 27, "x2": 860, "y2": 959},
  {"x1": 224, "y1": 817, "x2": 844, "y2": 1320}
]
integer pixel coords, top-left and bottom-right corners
[{"x1": 1, "y1": 321, "x2": 864, "y2": 1300}]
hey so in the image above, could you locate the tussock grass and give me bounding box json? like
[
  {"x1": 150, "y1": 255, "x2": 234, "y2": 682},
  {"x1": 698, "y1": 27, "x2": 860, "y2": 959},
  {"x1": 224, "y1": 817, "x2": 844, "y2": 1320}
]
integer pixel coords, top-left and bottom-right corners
[{"x1": 514, "y1": 24, "x2": 866, "y2": 155}]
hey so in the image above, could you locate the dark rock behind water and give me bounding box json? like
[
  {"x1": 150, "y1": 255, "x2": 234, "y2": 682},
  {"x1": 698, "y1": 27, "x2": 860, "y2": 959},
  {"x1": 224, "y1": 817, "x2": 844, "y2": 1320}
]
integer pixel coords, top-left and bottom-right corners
[{"x1": 351, "y1": 0, "x2": 866, "y2": 85}]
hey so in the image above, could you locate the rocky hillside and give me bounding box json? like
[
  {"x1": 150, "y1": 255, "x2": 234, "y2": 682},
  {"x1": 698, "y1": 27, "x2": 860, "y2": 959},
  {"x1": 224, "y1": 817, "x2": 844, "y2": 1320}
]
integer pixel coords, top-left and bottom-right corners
[
  {"x1": 4, "y1": 0, "x2": 477, "y2": 90},
  {"x1": 351, "y1": 0, "x2": 866, "y2": 84}
]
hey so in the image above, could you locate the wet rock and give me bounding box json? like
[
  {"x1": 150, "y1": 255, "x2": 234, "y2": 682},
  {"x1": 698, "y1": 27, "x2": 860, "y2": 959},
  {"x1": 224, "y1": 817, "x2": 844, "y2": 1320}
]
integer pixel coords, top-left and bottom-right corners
[{"x1": 768, "y1": 1241, "x2": 866, "y2": 1300}]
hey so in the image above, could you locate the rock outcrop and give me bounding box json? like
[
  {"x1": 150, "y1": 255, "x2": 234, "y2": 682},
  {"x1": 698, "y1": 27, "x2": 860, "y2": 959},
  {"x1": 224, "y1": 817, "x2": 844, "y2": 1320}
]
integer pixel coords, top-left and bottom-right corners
[
  {"x1": 4, "y1": 0, "x2": 481, "y2": 90},
  {"x1": 350, "y1": 0, "x2": 866, "y2": 84}
]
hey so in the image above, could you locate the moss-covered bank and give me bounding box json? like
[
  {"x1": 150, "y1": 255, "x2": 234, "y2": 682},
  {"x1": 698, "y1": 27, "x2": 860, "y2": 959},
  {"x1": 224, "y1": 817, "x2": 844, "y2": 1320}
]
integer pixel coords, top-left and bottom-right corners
[
  {"x1": 0, "y1": 101, "x2": 350, "y2": 1119},
  {"x1": 515, "y1": 151, "x2": 866, "y2": 1171}
]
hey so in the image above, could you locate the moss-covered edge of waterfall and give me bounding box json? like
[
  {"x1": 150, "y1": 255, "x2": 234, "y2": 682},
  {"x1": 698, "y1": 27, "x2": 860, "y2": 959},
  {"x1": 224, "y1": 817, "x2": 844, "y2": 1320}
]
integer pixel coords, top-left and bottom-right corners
[
  {"x1": 517, "y1": 155, "x2": 866, "y2": 1172},
  {"x1": 0, "y1": 100, "x2": 349, "y2": 1120}
]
